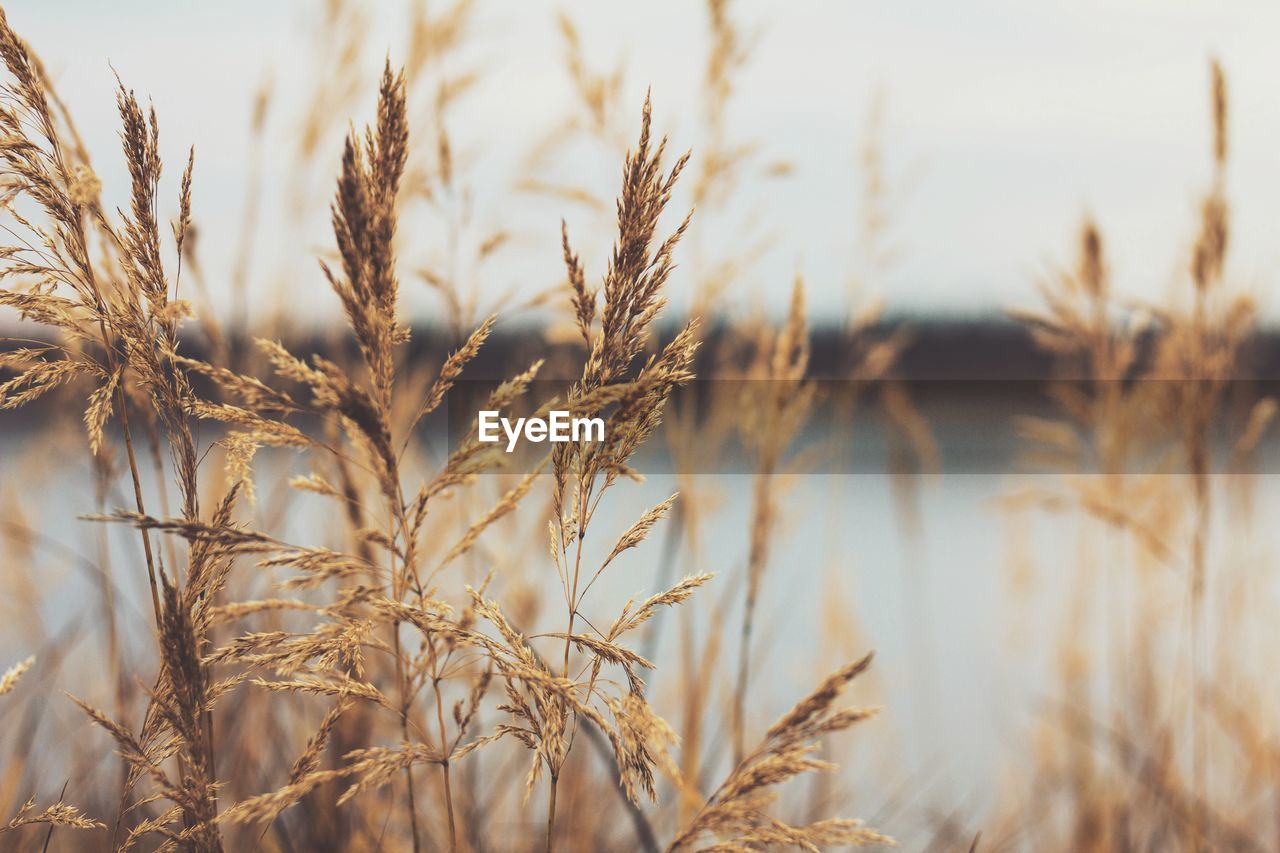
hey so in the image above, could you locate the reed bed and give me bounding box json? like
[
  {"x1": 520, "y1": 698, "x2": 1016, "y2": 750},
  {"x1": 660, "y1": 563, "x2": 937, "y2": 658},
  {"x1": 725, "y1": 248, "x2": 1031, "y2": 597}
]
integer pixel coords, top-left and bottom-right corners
[
  {"x1": 0, "y1": 4, "x2": 885, "y2": 850},
  {"x1": 2, "y1": 2, "x2": 1279, "y2": 852}
]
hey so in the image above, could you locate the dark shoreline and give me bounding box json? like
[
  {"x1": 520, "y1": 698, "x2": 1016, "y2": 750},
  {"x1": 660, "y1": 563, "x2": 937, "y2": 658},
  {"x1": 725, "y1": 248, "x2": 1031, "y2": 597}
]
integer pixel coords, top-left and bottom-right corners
[
  {"x1": 9, "y1": 315, "x2": 1280, "y2": 378},
  {"x1": 6, "y1": 318, "x2": 1278, "y2": 476}
]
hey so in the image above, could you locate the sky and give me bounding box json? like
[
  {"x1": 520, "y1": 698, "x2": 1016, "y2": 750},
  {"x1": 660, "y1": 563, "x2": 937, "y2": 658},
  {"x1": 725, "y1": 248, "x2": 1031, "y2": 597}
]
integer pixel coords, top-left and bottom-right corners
[{"x1": 5, "y1": 0, "x2": 1280, "y2": 325}]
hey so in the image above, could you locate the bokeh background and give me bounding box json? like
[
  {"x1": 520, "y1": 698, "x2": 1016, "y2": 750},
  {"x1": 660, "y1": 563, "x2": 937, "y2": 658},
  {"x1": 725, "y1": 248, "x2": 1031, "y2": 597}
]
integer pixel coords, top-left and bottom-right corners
[{"x1": 8, "y1": 0, "x2": 1279, "y2": 321}]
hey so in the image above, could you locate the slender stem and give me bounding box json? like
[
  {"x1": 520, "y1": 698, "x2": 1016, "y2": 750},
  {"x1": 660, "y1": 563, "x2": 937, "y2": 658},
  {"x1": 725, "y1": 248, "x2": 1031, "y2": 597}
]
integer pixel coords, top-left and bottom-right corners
[
  {"x1": 732, "y1": 466, "x2": 773, "y2": 765},
  {"x1": 559, "y1": 513, "x2": 589, "y2": 835},
  {"x1": 116, "y1": 388, "x2": 163, "y2": 623},
  {"x1": 394, "y1": 627, "x2": 422, "y2": 853},
  {"x1": 90, "y1": 457, "x2": 129, "y2": 846},
  {"x1": 547, "y1": 492, "x2": 589, "y2": 853},
  {"x1": 1190, "y1": 453, "x2": 1208, "y2": 853},
  {"x1": 563, "y1": 537, "x2": 585, "y2": 673},
  {"x1": 434, "y1": 679, "x2": 458, "y2": 852},
  {"x1": 732, "y1": 600, "x2": 752, "y2": 765},
  {"x1": 141, "y1": 411, "x2": 180, "y2": 575},
  {"x1": 85, "y1": 261, "x2": 163, "y2": 626},
  {"x1": 1188, "y1": 294, "x2": 1210, "y2": 853},
  {"x1": 545, "y1": 773, "x2": 559, "y2": 853}
]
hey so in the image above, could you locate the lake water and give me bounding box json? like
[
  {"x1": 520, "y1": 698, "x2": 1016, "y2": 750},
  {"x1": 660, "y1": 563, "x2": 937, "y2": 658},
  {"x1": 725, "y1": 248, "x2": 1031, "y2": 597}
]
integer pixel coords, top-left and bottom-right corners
[{"x1": 4, "y1": 399, "x2": 1279, "y2": 846}]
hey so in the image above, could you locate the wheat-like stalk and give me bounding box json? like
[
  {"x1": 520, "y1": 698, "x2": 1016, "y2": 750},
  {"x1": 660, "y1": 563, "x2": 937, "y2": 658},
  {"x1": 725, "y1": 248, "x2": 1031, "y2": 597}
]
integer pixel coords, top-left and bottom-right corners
[{"x1": 0, "y1": 5, "x2": 895, "y2": 851}]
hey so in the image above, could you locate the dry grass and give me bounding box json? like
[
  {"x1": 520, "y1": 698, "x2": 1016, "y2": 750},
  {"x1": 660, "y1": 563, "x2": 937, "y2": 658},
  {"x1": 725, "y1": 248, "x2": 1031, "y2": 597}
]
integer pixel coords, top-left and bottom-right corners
[
  {"x1": 999, "y1": 58, "x2": 1280, "y2": 853},
  {"x1": 0, "y1": 4, "x2": 886, "y2": 851},
  {"x1": 4, "y1": 2, "x2": 1278, "y2": 852}
]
